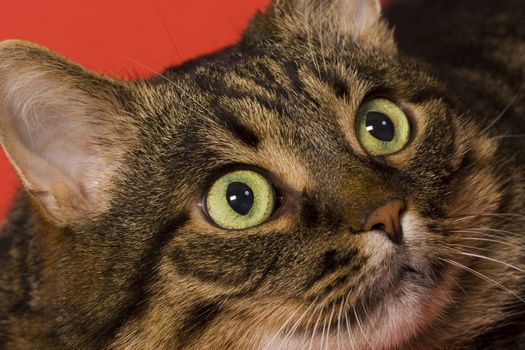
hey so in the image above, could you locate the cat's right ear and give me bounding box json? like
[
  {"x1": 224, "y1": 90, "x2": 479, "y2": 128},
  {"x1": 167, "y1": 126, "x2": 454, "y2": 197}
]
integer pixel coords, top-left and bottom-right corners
[
  {"x1": 272, "y1": 0, "x2": 381, "y2": 34},
  {"x1": 0, "y1": 40, "x2": 137, "y2": 226},
  {"x1": 247, "y1": 0, "x2": 395, "y2": 50}
]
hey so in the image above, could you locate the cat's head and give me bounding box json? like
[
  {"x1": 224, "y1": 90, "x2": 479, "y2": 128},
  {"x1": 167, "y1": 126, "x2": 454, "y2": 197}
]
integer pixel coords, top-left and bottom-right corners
[{"x1": 0, "y1": 0, "x2": 523, "y2": 349}]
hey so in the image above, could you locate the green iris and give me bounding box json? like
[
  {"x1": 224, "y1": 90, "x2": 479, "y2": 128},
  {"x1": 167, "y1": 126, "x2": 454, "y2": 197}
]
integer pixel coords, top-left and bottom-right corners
[
  {"x1": 205, "y1": 169, "x2": 275, "y2": 230},
  {"x1": 355, "y1": 98, "x2": 411, "y2": 156}
]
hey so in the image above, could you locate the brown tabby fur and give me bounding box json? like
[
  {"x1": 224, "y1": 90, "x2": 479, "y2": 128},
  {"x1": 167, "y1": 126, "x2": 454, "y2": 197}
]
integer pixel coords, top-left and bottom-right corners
[{"x1": 1, "y1": 0, "x2": 524, "y2": 349}]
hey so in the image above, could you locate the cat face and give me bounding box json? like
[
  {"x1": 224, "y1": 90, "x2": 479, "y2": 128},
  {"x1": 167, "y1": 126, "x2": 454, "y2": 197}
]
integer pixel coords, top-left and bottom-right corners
[{"x1": 0, "y1": 0, "x2": 523, "y2": 349}]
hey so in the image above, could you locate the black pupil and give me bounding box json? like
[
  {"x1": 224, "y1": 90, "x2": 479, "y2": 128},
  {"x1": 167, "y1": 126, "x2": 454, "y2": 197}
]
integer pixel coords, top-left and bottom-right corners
[
  {"x1": 365, "y1": 112, "x2": 395, "y2": 142},
  {"x1": 226, "y1": 182, "x2": 254, "y2": 215}
]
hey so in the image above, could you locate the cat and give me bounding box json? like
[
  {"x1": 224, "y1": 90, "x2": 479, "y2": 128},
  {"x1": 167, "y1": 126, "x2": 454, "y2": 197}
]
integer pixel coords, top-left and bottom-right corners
[{"x1": 1, "y1": 0, "x2": 524, "y2": 348}]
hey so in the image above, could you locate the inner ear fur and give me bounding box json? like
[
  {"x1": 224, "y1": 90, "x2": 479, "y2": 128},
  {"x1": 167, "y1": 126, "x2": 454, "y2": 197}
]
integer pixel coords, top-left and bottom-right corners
[
  {"x1": 0, "y1": 40, "x2": 137, "y2": 225},
  {"x1": 246, "y1": 0, "x2": 396, "y2": 51}
]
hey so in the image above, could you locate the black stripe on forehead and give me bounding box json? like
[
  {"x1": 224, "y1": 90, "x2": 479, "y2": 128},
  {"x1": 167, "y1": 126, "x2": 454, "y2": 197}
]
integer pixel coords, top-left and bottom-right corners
[
  {"x1": 193, "y1": 65, "x2": 290, "y2": 115},
  {"x1": 189, "y1": 50, "x2": 327, "y2": 118},
  {"x1": 239, "y1": 59, "x2": 287, "y2": 95},
  {"x1": 212, "y1": 104, "x2": 260, "y2": 149},
  {"x1": 314, "y1": 65, "x2": 353, "y2": 100}
]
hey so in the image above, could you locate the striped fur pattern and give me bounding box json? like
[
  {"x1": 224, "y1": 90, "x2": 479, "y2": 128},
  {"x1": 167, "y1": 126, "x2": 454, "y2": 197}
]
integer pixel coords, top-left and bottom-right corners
[{"x1": 1, "y1": 0, "x2": 524, "y2": 349}]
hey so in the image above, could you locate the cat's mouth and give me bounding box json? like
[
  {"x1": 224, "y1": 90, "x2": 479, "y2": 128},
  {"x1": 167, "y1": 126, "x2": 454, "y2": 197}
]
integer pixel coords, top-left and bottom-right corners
[
  {"x1": 268, "y1": 213, "x2": 451, "y2": 350},
  {"x1": 333, "y1": 217, "x2": 451, "y2": 349},
  {"x1": 258, "y1": 212, "x2": 455, "y2": 350},
  {"x1": 260, "y1": 262, "x2": 436, "y2": 350},
  {"x1": 340, "y1": 259, "x2": 428, "y2": 325}
]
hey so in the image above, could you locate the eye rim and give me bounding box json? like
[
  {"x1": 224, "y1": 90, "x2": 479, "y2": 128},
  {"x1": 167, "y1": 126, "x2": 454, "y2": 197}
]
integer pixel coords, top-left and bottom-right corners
[
  {"x1": 355, "y1": 97, "x2": 412, "y2": 157},
  {"x1": 201, "y1": 166, "x2": 280, "y2": 231}
]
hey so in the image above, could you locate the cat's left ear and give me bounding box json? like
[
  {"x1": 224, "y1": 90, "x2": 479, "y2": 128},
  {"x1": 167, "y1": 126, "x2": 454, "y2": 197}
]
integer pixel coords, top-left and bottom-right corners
[{"x1": 0, "y1": 40, "x2": 137, "y2": 226}]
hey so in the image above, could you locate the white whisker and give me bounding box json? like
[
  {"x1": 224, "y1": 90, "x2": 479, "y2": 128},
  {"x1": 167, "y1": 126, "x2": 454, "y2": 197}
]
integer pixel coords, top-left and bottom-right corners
[
  {"x1": 261, "y1": 303, "x2": 303, "y2": 350},
  {"x1": 354, "y1": 308, "x2": 372, "y2": 349},
  {"x1": 481, "y1": 81, "x2": 525, "y2": 133},
  {"x1": 308, "y1": 302, "x2": 324, "y2": 350},
  {"x1": 457, "y1": 251, "x2": 525, "y2": 274},
  {"x1": 440, "y1": 258, "x2": 525, "y2": 304},
  {"x1": 453, "y1": 237, "x2": 521, "y2": 249},
  {"x1": 323, "y1": 303, "x2": 336, "y2": 350},
  {"x1": 343, "y1": 293, "x2": 356, "y2": 350},
  {"x1": 336, "y1": 298, "x2": 345, "y2": 350},
  {"x1": 449, "y1": 213, "x2": 525, "y2": 221},
  {"x1": 360, "y1": 299, "x2": 374, "y2": 332},
  {"x1": 492, "y1": 133, "x2": 525, "y2": 139},
  {"x1": 282, "y1": 297, "x2": 318, "y2": 348},
  {"x1": 241, "y1": 299, "x2": 290, "y2": 350}
]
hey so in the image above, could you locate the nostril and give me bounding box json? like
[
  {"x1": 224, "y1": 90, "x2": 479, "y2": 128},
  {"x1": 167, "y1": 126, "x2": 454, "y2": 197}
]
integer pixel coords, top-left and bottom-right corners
[
  {"x1": 371, "y1": 223, "x2": 385, "y2": 231},
  {"x1": 362, "y1": 199, "x2": 405, "y2": 244}
]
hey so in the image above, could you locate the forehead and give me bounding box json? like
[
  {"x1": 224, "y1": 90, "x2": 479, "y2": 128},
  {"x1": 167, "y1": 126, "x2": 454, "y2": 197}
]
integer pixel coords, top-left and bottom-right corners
[
  {"x1": 141, "y1": 42, "x2": 455, "y2": 194},
  {"x1": 173, "y1": 54, "x2": 363, "y2": 175}
]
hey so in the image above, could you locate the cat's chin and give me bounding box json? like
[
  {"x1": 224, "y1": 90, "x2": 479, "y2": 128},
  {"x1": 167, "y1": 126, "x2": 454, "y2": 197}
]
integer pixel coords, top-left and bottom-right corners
[
  {"x1": 259, "y1": 212, "x2": 456, "y2": 350},
  {"x1": 260, "y1": 278, "x2": 448, "y2": 350}
]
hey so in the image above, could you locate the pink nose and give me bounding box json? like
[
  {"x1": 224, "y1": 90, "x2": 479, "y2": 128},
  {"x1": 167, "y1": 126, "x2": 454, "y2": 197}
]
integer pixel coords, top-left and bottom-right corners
[{"x1": 362, "y1": 199, "x2": 405, "y2": 244}]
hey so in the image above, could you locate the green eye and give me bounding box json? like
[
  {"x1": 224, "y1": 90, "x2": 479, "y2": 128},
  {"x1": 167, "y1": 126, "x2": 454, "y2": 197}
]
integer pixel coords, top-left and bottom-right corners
[
  {"x1": 205, "y1": 169, "x2": 275, "y2": 230},
  {"x1": 355, "y1": 98, "x2": 411, "y2": 156}
]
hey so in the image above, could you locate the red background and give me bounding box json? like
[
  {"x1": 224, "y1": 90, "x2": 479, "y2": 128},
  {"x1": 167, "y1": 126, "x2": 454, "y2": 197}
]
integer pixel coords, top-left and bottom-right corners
[
  {"x1": 0, "y1": 0, "x2": 271, "y2": 218},
  {"x1": 0, "y1": 0, "x2": 388, "y2": 219}
]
